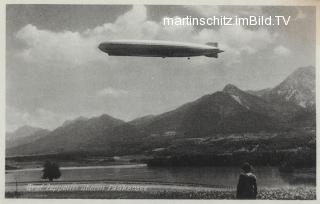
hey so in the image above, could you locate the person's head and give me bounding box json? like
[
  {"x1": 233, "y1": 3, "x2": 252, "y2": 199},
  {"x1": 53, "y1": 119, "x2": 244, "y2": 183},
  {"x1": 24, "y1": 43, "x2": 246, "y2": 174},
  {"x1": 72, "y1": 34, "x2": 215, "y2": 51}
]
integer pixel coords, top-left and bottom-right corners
[{"x1": 241, "y1": 162, "x2": 252, "y2": 173}]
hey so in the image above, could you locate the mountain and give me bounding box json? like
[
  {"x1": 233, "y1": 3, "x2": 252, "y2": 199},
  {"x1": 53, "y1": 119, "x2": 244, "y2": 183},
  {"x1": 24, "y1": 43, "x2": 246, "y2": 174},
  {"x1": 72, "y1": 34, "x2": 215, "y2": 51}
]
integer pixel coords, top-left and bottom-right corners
[
  {"x1": 129, "y1": 115, "x2": 156, "y2": 127},
  {"x1": 6, "y1": 125, "x2": 51, "y2": 149},
  {"x1": 61, "y1": 116, "x2": 88, "y2": 127},
  {"x1": 9, "y1": 83, "x2": 283, "y2": 156},
  {"x1": 131, "y1": 84, "x2": 282, "y2": 137},
  {"x1": 222, "y1": 84, "x2": 278, "y2": 117},
  {"x1": 253, "y1": 66, "x2": 315, "y2": 109},
  {"x1": 134, "y1": 66, "x2": 315, "y2": 136},
  {"x1": 82, "y1": 123, "x2": 146, "y2": 155},
  {"x1": 6, "y1": 129, "x2": 50, "y2": 149},
  {"x1": 7, "y1": 66, "x2": 315, "y2": 157},
  {"x1": 129, "y1": 98, "x2": 198, "y2": 135},
  {"x1": 180, "y1": 87, "x2": 281, "y2": 136},
  {"x1": 249, "y1": 66, "x2": 315, "y2": 126},
  {"x1": 6, "y1": 114, "x2": 127, "y2": 156},
  {"x1": 6, "y1": 125, "x2": 43, "y2": 141}
]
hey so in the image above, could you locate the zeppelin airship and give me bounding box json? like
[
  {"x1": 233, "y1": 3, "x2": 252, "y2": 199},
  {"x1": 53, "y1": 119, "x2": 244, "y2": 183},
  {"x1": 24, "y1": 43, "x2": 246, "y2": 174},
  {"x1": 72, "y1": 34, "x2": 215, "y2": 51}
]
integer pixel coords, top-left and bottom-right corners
[{"x1": 98, "y1": 40, "x2": 223, "y2": 59}]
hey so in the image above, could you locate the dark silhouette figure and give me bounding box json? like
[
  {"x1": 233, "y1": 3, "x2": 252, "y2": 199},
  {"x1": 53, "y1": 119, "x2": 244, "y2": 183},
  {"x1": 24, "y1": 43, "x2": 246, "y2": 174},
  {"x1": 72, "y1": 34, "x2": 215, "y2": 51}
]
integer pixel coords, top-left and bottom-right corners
[
  {"x1": 42, "y1": 161, "x2": 61, "y2": 182},
  {"x1": 236, "y1": 162, "x2": 257, "y2": 199}
]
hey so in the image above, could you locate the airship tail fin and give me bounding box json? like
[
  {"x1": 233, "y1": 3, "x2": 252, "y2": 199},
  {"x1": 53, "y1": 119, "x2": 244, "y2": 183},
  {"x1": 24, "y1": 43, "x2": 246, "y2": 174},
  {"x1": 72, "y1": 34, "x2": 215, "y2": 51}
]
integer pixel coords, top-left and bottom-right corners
[{"x1": 206, "y1": 42, "x2": 218, "y2": 47}]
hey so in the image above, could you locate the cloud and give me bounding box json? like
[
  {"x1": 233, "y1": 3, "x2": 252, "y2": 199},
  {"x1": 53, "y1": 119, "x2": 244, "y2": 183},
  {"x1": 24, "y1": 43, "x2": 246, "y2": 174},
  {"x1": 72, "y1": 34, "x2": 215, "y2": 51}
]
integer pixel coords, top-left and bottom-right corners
[
  {"x1": 14, "y1": 5, "x2": 163, "y2": 68},
  {"x1": 183, "y1": 5, "x2": 220, "y2": 17},
  {"x1": 85, "y1": 5, "x2": 160, "y2": 39},
  {"x1": 184, "y1": 5, "x2": 263, "y2": 17},
  {"x1": 9, "y1": 5, "x2": 281, "y2": 130},
  {"x1": 15, "y1": 5, "x2": 277, "y2": 68},
  {"x1": 6, "y1": 106, "x2": 68, "y2": 131},
  {"x1": 16, "y1": 24, "x2": 103, "y2": 66},
  {"x1": 96, "y1": 87, "x2": 129, "y2": 98},
  {"x1": 273, "y1": 45, "x2": 291, "y2": 56},
  {"x1": 193, "y1": 26, "x2": 276, "y2": 65}
]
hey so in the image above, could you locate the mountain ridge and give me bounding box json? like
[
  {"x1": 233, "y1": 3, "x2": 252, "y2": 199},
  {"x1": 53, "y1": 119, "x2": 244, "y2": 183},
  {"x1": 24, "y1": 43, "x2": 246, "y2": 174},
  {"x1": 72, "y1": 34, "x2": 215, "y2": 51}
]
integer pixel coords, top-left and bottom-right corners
[{"x1": 7, "y1": 66, "x2": 315, "y2": 156}]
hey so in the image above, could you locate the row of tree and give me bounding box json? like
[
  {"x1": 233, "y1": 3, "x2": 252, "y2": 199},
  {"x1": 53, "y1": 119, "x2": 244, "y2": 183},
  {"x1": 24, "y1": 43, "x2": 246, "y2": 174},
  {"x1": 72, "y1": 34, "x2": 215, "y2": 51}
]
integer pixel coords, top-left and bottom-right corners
[{"x1": 147, "y1": 149, "x2": 316, "y2": 167}]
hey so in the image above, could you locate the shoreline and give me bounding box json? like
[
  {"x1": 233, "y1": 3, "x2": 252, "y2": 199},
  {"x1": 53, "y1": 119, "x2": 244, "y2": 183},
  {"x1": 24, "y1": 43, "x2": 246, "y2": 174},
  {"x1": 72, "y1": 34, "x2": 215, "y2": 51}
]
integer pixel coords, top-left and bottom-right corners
[{"x1": 5, "y1": 163, "x2": 147, "y2": 172}]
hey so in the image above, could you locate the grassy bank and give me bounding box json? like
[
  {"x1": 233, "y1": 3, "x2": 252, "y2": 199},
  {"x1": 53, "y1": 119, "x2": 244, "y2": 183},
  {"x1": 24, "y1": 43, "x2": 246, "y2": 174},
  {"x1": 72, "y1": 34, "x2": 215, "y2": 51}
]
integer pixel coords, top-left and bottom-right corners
[{"x1": 6, "y1": 186, "x2": 316, "y2": 199}]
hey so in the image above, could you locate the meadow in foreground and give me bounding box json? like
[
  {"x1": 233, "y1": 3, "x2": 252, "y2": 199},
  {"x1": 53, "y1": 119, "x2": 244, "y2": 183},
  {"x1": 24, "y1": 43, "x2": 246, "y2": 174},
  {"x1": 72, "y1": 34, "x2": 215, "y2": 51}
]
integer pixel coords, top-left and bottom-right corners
[{"x1": 6, "y1": 186, "x2": 316, "y2": 199}]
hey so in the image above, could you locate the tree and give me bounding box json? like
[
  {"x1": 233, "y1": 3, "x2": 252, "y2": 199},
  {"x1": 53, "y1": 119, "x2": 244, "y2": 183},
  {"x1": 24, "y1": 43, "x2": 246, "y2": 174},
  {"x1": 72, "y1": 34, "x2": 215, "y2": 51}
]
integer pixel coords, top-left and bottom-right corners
[{"x1": 42, "y1": 161, "x2": 61, "y2": 181}]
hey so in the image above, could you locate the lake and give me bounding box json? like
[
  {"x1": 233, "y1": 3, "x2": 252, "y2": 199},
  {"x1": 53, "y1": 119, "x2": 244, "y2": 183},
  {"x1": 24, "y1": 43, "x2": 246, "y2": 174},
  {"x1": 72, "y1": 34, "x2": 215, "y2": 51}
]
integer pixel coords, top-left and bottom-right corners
[{"x1": 6, "y1": 164, "x2": 315, "y2": 188}]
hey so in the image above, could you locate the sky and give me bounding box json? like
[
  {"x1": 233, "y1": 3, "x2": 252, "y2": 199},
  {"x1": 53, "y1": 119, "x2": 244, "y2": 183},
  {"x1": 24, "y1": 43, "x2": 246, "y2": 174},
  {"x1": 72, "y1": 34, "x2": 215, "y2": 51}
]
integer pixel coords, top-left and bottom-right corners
[{"x1": 6, "y1": 5, "x2": 315, "y2": 131}]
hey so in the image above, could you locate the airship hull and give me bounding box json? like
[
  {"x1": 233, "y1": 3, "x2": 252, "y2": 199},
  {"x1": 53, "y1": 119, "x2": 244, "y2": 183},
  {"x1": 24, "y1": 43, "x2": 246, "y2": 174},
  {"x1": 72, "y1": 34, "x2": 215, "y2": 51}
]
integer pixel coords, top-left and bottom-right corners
[{"x1": 98, "y1": 40, "x2": 223, "y2": 58}]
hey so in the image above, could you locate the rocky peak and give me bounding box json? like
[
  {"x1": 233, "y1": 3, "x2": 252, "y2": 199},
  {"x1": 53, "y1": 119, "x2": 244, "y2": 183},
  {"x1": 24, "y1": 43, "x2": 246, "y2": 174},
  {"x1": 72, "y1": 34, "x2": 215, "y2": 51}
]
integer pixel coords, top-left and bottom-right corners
[
  {"x1": 223, "y1": 84, "x2": 242, "y2": 94},
  {"x1": 267, "y1": 66, "x2": 315, "y2": 108}
]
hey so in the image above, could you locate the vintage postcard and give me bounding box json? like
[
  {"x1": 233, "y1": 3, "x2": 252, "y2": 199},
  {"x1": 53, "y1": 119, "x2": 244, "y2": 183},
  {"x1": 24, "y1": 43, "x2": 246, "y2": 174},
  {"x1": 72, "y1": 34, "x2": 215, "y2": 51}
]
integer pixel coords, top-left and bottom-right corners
[{"x1": 2, "y1": 0, "x2": 319, "y2": 202}]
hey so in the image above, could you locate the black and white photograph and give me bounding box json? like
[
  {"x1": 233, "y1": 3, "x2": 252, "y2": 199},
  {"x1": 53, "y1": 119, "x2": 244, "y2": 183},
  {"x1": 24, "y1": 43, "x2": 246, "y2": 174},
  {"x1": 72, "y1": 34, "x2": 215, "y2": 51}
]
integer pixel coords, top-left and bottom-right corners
[{"x1": 3, "y1": 1, "x2": 318, "y2": 200}]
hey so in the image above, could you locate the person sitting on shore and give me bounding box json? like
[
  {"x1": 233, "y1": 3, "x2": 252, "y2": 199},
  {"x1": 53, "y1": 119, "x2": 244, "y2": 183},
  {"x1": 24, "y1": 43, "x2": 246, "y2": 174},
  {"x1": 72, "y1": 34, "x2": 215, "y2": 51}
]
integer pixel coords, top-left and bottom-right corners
[{"x1": 236, "y1": 162, "x2": 257, "y2": 199}]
